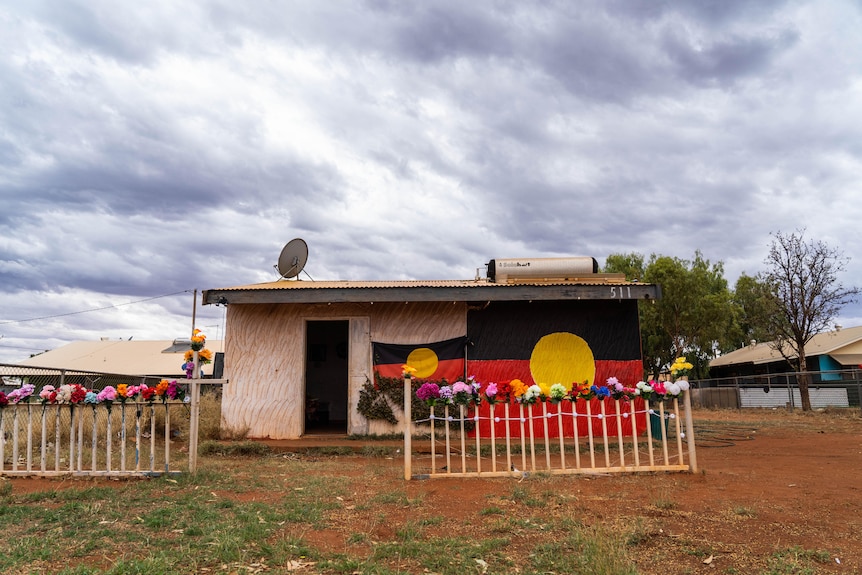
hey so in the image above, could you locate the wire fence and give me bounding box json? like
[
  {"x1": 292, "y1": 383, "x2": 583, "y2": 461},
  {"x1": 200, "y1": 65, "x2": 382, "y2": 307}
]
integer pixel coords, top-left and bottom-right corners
[{"x1": 690, "y1": 369, "x2": 862, "y2": 413}]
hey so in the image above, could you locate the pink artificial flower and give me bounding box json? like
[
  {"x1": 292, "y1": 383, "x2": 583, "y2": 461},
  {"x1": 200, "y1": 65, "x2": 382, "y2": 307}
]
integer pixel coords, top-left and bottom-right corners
[
  {"x1": 97, "y1": 386, "x2": 117, "y2": 402},
  {"x1": 452, "y1": 381, "x2": 472, "y2": 395},
  {"x1": 40, "y1": 385, "x2": 56, "y2": 401},
  {"x1": 416, "y1": 382, "x2": 440, "y2": 402}
]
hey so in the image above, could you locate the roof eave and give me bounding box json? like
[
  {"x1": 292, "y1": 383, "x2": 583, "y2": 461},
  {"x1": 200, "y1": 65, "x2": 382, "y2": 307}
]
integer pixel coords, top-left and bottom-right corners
[{"x1": 202, "y1": 283, "x2": 661, "y2": 305}]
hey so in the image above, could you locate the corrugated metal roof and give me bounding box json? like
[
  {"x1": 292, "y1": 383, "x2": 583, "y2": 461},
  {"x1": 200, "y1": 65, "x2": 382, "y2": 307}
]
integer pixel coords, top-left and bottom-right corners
[
  {"x1": 209, "y1": 278, "x2": 627, "y2": 291},
  {"x1": 710, "y1": 325, "x2": 862, "y2": 367},
  {"x1": 14, "y1": 340, "x2": 224, "y2": 377}
]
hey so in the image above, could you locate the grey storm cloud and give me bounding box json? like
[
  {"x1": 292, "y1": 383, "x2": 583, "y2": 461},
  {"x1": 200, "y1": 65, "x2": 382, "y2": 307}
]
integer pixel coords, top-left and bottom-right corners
[{"x1": 1, "y1": 0, "x2": 862, "y2": 362}]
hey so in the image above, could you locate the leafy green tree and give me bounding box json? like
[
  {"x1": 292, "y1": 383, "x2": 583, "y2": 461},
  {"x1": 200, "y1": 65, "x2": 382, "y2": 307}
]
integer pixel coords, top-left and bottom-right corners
[
  {"x1": 603, "y1": 253, "x2": 645, "y2": 282},
  {"x1": 760, "y1": 230, "x2": 859, "y2": 411},
  {"x1": 643, "y1": 252, "x2": 735, "y2": 378},
  {"x1": 731, "y1": 273, "x2": 780, "y2": 348},
  {"x1": 605, "y1": 251, "x2": 736, "y2": 379}
]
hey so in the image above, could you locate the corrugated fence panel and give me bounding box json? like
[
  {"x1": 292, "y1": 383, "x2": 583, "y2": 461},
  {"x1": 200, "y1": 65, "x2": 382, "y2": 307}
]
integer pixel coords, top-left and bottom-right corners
[{"x1": 739, "y1": 388, "x2": 849, "y2": 408}]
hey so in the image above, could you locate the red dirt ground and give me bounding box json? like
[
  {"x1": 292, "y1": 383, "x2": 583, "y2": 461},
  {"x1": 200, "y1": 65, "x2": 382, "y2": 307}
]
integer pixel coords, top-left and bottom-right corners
[{"x1": 5, "y1": 408, "x2": 861, "y2": 574}]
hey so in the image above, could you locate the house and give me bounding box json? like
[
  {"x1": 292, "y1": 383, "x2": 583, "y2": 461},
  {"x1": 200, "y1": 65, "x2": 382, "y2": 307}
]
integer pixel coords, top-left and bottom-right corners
[
  {"x1": 702, "y1": 326, "x2": 862, "y2": 409},
  {"x1": 13, "y1": 339, "x2": 225, "y2": 379},
  {"x1": 709, "y1": 325, "x2": 862, "y2": 380},
  {"x1": 202, "y1": 257, "x2": 660, "y2": 439}
]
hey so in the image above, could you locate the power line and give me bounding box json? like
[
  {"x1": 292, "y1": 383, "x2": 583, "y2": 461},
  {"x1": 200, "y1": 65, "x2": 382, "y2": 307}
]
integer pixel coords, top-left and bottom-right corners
[
  {"x1": 0, "y1": 290, "x2": 193, "y2": 325},
  {"x1": 0, "y1": 343, "x2": 48, "y2": 352}
]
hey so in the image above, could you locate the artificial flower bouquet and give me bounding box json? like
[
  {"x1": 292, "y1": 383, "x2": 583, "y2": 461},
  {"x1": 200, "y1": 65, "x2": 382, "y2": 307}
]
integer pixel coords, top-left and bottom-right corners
[{"x1": 670, "y1": 356, "x2": 694, "y2": 380}]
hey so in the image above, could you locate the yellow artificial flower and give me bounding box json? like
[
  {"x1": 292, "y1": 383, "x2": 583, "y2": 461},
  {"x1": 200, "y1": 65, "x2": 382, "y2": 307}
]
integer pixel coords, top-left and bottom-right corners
[
  {"x1": 401, "y1": 364, "x2": 418, "y2": 378},
  {"x1": 670, "y1": 357, "x2": 693, "y2": 374}
]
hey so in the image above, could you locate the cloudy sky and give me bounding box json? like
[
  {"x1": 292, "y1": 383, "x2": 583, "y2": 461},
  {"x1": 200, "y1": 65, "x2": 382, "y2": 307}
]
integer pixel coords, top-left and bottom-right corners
[{"x1": 2, "y1": 0, "x2": 862, "y2": 364}]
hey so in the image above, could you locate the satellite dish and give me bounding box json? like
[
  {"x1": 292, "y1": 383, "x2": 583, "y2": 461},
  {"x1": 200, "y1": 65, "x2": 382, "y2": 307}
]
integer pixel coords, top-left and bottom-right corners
[{"x1": 275, "y1": 238, "x2": 309, "y2": 280}]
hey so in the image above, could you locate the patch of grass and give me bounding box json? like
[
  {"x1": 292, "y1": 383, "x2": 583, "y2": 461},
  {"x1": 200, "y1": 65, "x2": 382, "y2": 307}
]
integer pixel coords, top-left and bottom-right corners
[
  {"x1": 653, "y1": 497, "x2": 677, "y2": 510},
  {"x1": 733, "y1": 505, "x2": 756, "y2": 518},
  {"x1": 530, "y1": 524, "x2": 637, "y2": 575},
  {"x1": 763, "y1": 546, "x2": 831, "y2": 575},
  {"x1": 479, "y1": 505, "x2": 505, "y2": 516},
  {"x1": 370, "y1": 489, "x2": 423, "y2": 507},
  {"x1": 510, "y1": 485, "x2": 544, "y2": 507},
  {"x1": 487, "y1": 516, "x2": 545, "y2": 534},
  {"x1": 625, "y1": 518, "x2": 650, "y2": 546},
  {"x1": 307, "y1": 445, "x2": 355, "y2": 456},
  {"x1": 371, "y1": 535, "x2": 512, "y2": 574},
  {"x1": 347, "y1": 532, "x2": 369, "y2": 544},
  {"x1": 198, "y1": 440, "x2": 271, "y2": 456},
  {"x1": 359, "y1": 444, "x2": 398, "y2": 457}
]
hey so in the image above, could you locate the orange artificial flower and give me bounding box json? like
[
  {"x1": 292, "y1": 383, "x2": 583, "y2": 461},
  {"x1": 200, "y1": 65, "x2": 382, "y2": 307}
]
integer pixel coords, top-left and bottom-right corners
[{"x1": 509, "y1": 378, "x2": 529, "y2": 398}]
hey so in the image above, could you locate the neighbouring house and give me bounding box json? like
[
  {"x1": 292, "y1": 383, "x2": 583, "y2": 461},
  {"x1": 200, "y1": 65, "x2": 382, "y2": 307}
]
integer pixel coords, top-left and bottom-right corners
[
  {"x1": 202, "y1": 257, "x2": 660, "y2": 439},
  {"x1": 12, "y1": 339, "x2": 225, "y2": 379},
  {"x1": 702, "y1": 326, "x2": 862, "y2": 409},
  {"x1": 709, "y1": 325, "x2": 862, "y2": 380}
]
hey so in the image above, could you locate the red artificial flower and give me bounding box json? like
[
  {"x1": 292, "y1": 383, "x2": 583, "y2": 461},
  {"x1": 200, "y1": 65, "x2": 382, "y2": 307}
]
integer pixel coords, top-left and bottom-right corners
[
  {"x1": 70, "y1": 385, "x2": 87, "y2": 404},
  {"x1": 494, "y1": 381, "x2": 513, "y2": 403},
  {"x1": 141, "y1": 387, "x2": 156, "y2": 401}
]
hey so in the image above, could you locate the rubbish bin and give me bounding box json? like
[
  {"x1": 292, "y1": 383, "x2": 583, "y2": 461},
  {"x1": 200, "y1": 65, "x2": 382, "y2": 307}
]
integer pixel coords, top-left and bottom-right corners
[{"x1": 649, "y1": 408, "x2": 669, "y2": 440}]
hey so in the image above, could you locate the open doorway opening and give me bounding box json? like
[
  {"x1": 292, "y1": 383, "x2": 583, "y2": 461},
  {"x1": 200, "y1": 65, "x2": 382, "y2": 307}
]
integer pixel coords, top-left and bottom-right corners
[{"x1": 305, "y1": 320, "x2": 349, "y2": 434}]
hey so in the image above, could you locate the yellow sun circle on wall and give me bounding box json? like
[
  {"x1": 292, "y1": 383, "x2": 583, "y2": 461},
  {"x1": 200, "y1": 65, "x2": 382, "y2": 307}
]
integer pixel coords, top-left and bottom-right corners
[
  {"x1": 530, "y1": 332, "x2": 596, "y2": 388},
  {"x1": 406, "y1": 347, "x2": 439, "y2": 379}
]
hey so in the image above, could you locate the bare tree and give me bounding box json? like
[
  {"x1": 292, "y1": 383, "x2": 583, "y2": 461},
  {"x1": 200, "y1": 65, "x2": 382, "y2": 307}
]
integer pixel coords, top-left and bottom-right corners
[{"x1": 762, "y1": 229, "x2": 859, "y2": 410}]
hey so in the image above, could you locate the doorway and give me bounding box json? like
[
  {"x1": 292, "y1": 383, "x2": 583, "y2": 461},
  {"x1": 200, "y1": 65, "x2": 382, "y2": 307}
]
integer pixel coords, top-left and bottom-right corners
[{"x1": 304, "y1": 320, "x2": 349, "y2": 434}]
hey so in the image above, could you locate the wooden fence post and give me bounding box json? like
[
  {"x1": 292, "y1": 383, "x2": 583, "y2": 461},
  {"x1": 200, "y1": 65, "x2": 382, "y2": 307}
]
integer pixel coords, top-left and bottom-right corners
[
  {"x1": 403, "y1": 374, "x2": 412, "y2": 480},
  {"x1": 188, "y1": 350, "x2": 201, "y2": 474},
  {"x1": 683, "y1": 389, "x2": 698, "y2": 473}
]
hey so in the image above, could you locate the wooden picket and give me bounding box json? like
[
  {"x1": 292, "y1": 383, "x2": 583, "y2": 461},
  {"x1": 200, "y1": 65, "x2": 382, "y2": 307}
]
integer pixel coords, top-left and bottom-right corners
[
  {"x1": 0, "y1": 354, "x2": 227, "y2": 478},
  {"x1": 404, "y1": 377, "x2": 697, "y2": 480}
]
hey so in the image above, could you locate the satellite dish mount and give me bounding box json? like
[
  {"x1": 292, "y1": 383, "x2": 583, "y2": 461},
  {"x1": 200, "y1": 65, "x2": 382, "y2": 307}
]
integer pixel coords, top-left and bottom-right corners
[{"x1": 275, "y1": 238, "x2": 309, "y2": 280}]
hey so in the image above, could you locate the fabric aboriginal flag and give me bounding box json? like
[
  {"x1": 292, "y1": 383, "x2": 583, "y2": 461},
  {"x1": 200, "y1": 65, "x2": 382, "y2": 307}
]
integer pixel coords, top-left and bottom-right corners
[
  {"x1": 465, "y1": 299, "x2": 648, "y2": 438},
  {"x1": 372, "y1": 336, "x2": 468, "y2": 382}
]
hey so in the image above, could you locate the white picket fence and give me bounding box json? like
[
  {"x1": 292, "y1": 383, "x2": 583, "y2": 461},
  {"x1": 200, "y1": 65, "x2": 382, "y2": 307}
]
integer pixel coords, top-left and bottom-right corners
[
  {"x1": 1, "y1": 400, "x2": 187, "y2": 477},
  {"x1": 403, "y1": 380, "x2": 698, "y2": 480},
  {"x1": 1, "y1": 357, "x2": 226, "y2": 478}
]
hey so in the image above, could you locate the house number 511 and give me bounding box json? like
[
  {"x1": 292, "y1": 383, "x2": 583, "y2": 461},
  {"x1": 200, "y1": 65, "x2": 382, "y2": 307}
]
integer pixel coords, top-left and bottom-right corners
[{"x1": 610, "y1": 286, "x2": 632, "y2": 299}]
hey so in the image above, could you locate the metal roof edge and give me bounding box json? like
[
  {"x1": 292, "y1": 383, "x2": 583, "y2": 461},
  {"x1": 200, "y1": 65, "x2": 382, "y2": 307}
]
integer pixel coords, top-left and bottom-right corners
[{"x1": 202, "y1": 279, "x2": 661, "y2": 305}]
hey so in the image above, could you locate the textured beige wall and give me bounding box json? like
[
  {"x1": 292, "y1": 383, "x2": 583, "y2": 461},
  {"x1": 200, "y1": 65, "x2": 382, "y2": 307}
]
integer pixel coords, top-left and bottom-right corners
[{"x1": 221, "y1": 301, "x2": 466, "y2": 439}]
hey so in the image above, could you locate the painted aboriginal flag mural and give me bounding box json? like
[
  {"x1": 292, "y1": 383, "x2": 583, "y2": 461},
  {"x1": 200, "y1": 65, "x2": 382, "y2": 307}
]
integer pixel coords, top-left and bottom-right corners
[
  {"x1": 465, "y1": 299, "x2": 648, "y2": 438},
  {"x1": 373, "y1": 336, "x2": 468, "y2": 382}
]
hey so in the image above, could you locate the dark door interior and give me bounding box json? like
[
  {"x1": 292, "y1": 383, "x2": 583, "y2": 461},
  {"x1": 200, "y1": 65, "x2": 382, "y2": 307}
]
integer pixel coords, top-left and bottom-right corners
[{"x1": 305, "y1": 320, "x2": 349, "y2": 434}]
